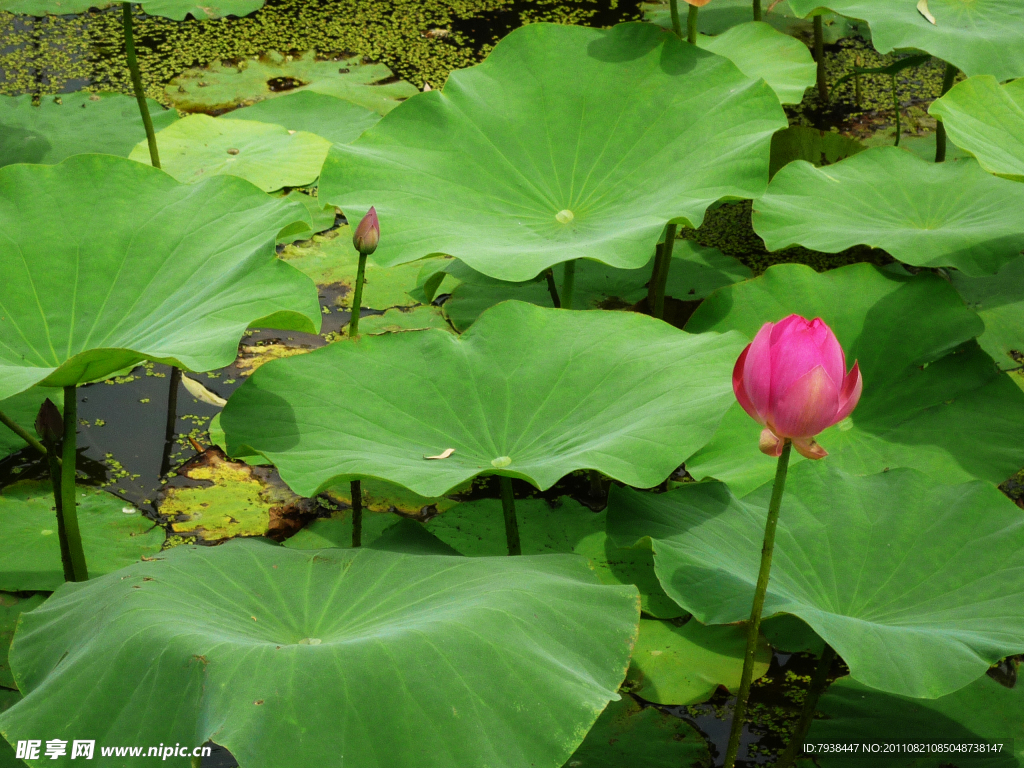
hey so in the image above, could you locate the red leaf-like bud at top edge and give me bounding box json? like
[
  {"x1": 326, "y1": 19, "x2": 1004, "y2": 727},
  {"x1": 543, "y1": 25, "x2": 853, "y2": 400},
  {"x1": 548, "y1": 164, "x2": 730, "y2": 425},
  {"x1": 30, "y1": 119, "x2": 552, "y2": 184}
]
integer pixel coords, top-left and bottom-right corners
[
  {"x1": 352, "y1": 206, "x2": 380, "y2": 256},
  {"x1": 732, "y1": 314, "x2": 863, "y2": 460},
  {"x1": 34, "y1": 398, "x2": 63, "y2": 444}
]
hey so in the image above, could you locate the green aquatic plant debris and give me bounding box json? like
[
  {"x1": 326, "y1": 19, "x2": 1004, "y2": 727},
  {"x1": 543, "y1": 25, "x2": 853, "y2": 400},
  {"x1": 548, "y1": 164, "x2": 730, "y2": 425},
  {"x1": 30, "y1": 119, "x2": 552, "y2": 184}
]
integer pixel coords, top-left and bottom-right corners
[
  {"x1": 320, "y1": 21, "x2": 787, "y2": 282},
  {"x1": 0, "y1": 0, "x2": 265, "y2": 20},
  {"x1": 610, "y1": 461, "x2": 1024, "y2": 699},
  {"x1": 222, "y1": 301, "x2": 746, "y2": 498},
  {"x1": 0, "y1": 538, "x2": 640, "y2": 768}
]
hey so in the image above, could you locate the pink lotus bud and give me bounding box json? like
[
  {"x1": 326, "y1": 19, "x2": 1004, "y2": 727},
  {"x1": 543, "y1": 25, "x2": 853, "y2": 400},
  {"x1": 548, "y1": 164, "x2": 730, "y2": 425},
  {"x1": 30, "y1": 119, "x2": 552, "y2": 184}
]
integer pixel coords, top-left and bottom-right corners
[
  {"x1": 732, "y1": 314, "x2": 862, "y2": 460},
  {"x1": 352, "y1": 206, "x2": 379, "y2": 256},
  {"x1": 34, "y1": 398, "x2": 63, "y2": 444}
]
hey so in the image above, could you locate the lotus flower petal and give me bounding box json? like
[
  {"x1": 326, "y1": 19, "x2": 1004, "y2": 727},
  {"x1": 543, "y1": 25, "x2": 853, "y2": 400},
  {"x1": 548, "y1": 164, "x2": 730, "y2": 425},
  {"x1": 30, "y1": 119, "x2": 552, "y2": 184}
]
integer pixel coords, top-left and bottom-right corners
[{"x1": 770, "y1": 365, "x2": 840, "y2": 439}]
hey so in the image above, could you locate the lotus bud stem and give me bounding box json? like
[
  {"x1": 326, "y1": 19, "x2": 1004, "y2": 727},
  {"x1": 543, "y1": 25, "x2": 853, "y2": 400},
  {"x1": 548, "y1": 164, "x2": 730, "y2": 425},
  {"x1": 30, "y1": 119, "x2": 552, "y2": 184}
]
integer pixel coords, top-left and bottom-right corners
[
  {"x1": 122, "y1": 2, "x2": 160, "y2": 169},
  {"x1": 349, "y1": 207, "x2": 379, "y2": 338},
  {"x1": 814, "y1": 15, "x2": 828, "y2": 103},
  {"x1": 687, "y1": 3, "x2": 698, "y2": 44},
  {"x1": 669, "y1": 0, "x2": 684, "y2": 38}
]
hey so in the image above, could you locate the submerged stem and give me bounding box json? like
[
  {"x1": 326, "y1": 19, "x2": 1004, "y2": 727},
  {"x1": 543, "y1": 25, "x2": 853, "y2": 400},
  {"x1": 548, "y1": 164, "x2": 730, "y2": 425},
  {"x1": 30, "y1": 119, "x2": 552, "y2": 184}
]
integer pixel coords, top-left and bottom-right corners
[
  {"x1": 560, "y1": 259, "x2": 577, "y2": 310},
  {"x1": 753, "y1": 0, "x2": 761, "y2": 21},
  {"x1": 60, "y1": 386, "x2": 89, "y2": 582},
  {"x1": 122, "y1": 2, "x2": 160, "y2": 169},
  {"x1": 0, "y1": 408, "x2": 48, "y2": 458},
  {"x1": 544, "y1": 268, "x2": 561, "y2": 308},
  {"x1": 935, "y1": 62, "x2": 959, "y2": 163},
  {"x1": 498, "y1": 476, "x2": 521, "y2": 556},
  {"x1": 652, "y1": 224, "x2": 677, "y2": 320},
  {"x1": 349, "y1": 253, "x2": 368, "y2": 337},
  {"x1": 813, "y1": 15, "x2": 828, "y2": 103},
  {"x1": 775, "y1": 644, "x2": 838, "y2": 768},
  {"x1": 351, "y1": 479, "x2": 362, "y2": 547},
  {"x1": 669, "y1": 0, "x2": 683, "y2": 38},
  {"x1": 687, "y1": 3, "x2": 698, "y2": 44},
  {"x1": 723, "y1": 440, "x2": 792, "y2": 768}
]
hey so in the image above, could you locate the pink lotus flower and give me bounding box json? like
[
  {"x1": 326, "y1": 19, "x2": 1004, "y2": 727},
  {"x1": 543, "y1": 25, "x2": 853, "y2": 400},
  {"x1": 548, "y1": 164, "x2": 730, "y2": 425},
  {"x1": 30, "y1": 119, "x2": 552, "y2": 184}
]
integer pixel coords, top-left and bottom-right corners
[{"x1": 732, "y1": 314, "x2": 862, "y2": 460}]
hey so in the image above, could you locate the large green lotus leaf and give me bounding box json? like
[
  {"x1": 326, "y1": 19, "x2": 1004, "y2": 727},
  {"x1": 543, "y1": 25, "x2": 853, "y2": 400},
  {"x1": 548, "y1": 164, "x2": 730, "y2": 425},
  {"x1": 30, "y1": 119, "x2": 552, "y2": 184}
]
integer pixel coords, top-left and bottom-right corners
[
  {"x1": 624, "y1": 618, "x2": 770, "y2": 705},
  {"x1": 346, "y1": 305, "x2": 454, "y2": 336},
  {"x1": 0, "y1": 690, "x2": 20, "y2": 768},
  {"x1": 426, "y1": 496, "x2": 682, "y2": 618},
  {"x1": 0, "y1": 92, "x2": 177, "y2": 168},
  {"x1": 930, "y1": 76, "x2": 1024, "y2": 182},
  {"x1": 442, "y1": 242, "x2": 751, "y2": 331},
  {"x1": 274, "y1": 191, "x2": 337, "y2": 245},
  {"x1": 769, "y1": 125, "x2": 866, "y2": 178},
  {"x1": 166, "y1": 51, "x2": 418, "y2": 115},
  {"x1": 608, "y1": 462, "x2": 1024, "y2": 698},
  {"x1": 279, "y1": 227, "x2": 455, "y2": 308},
  {"x1": 0, "y1": 0, "x2": 263, "y2": 18},
  {"x1": 684, "y1": 263, "x2": 1024, "y2": 495},
  {"x1": 563, "y1": 695, "x2": 710, "y2": 768},
  {"x1": 810, "y1": 676, "x2": 1023, "y2": 767},
  {"x1": 0, "y1": 481, "x2": 164, "y2": 592},
  {"x1": 642, "y1": 0, "x2": 859, "y2": 41},
  {"x1": 319, "y1": 22, "x2": 787, "y2": 282},
  {"x1": 753, "y1": 147, "x2": 1024, "y2": 275},
  {"x1": 788, "y1": 0, "x2": 1024, "y2": 81},
  {"x1": 0, "y1": 592, "x2": 47, "y2": 689},
  {"x1": 696, "y1": 22, "x2": 816, "y2": 105},
  {"x1": 950, "y1": 254, "x2": 1024, "y2": 371},
  {"x1": 229, "y1": 90, "x2": 381, "y2": 146},
  {"x1": 128, "y1": 115, "x2": 330, "y2": 193},
  {"x1": 222, "y1": 301, "x2": 746, "y2": 497},
  {"x1": 0, "y1": 387, "x2": 62, "y2": 460},
  {"x1": 0, "y1": 538, "x2": 640, "y2": 768},
  {"x1": 281, "y1": 511, "x2": 401, "y2": 550},
  {"x1": 0, "y1": 154, "x2": 321, "y2": 400}
]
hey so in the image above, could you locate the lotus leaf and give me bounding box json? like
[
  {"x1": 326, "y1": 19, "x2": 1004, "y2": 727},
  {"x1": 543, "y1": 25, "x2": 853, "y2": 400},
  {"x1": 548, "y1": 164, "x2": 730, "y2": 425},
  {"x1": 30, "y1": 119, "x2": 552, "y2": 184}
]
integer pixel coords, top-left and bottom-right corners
[
  {"x1": 696, "y1": 22, "x2": 816, "y2": 105},
  {"x1": 563, "y1": 695, "x2": 710, "y2": 768},
  {"x1": 275, "y1": 191, "x2": 337, "y2": 245},
  {"x1": 222, "y1": 301, "x2": 746, "y2": 497},
  {"x1": 950, "y1": 255, "x2": 1024, "y2": 371},
  {"x1": 0, "y1": 388, "x2": 62, "y2": 460},
  {"x1": 684, "y1": 263, "x2": 1024, "y2": 495},
  {"x1": 0, "y1": 154, "x2": 321, "y2": 400},
  {"x1": 345, "y1": 306, "x2": 454, "y2": 336},
  {"x1": 625, "y1": 618, "x2": 770, "y2": 705},
  {"x1": 753, "y1": 147, "x2": 1024, "y2": 275},
  {"x1": 441, "y1": 243, "x2": 750, "y2": 331},
  {"x1": 279, "y1": 227, "x2": 456, "y2": 309},
  {"x1": 281, "y1": 511, "x2": 400, "y2": 550},
  {"x1": 325, "y1": 477, "x2": 461, "y2": 515},
  {"x1": 930, "y1": 76, "x2": 1024, "y2": 182},
  {"x1": 319, "y1": 22, "x2": 787, "y2": 282},
  {"x1": 788, "y1": 0, "x2": 1024, "y2": 81},
  {"x1": 609, "y1": 462, "x2": 1024, "y2": 698},
  {"x1": 642, "y1": 0, "x2": 859, "y2": 41},
  {"x1": 0, "y1": 690, "x2": 20, "y2": 768},
  {"x1": 0, "y1": 0, "x2": 264, "y2": 18},
  {"x1": 0, "y1": 481, "x2": 164, "y2": 592},
  {"x1": 0, "y1": 93, "x2": 177, "y2": 168},
  {"x1": 0, "y1": 538, "x2": 640, "y2": 768},
  {"x1": 129, "y1": 115, "x2": 330, "y2": 193},
  {"x1": 769, "y1": 125, "x2": 865, "y2": 177},
  {"x1": 760, "y1": 613, "x2": 825, "y2": 655},
  {"x1": 229, "y1": 90, "x2": 381, "y2": 145},
  {"x1": 810, "y1": 676, "x2": 1023, "y2": 767},
  {"x1": 0, "y1": 592, "x2": 46, "y2": 689},
  {"x1": 573, "y1": 532, "x2": 684, "y2": 619},
  {"x1": 165, "y1": 51, "x2": 418, "y2": 115}
]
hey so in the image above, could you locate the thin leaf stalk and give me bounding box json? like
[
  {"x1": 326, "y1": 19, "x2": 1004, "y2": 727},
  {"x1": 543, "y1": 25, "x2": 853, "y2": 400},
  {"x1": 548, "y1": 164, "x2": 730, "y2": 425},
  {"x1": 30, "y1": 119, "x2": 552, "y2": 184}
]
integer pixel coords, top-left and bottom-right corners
[
  {"x1": 351, "y1": 480, "x2": 363, "y2": 547},
  {"x1": 499, "y1": 476, "x2": 521, "y2": 556},
  {"x1": 159, "y1": 366, "x2": 181, "y2": 479},
  {"x1": 653, "y1": 224, "x2": 677, "y2": 320},
  {"x1": 753, "y1": 0, "x2": 762, "y2": 21},
  {"x1": 813, "y1": 15, "x2": 828, "y2": 103},
  {"x1": 45, "y1": 442, "x2": 74, "y2": 583},
  {"x1": 0, "y1": 408, "x2": 48, "y2": 458},
  {"x1": 723, "y1": 440, "x2": 793, "y2": 768},
  {"x1": 560, "y1": 259, "x2": 577, "y2": 310},
  {"x1": 544, "y1": 268, "x2": 561, "y2": 308},
  {"x1": 775, "y1": 644, "x2": 838, "y2": 768},
  {"x1": 349, "y1": 253, "x2": 368, "y2": 336},
  {"x1": 669, "y1": 0, "x2": 684, "y2": 38},
  {"x1": 687, "y1": 4, "x2": 698, "y2": 44},
  {"x1": 122, "y1": 2, "x2": 160, "y2": 169},
  {"x1": 934, "y1": 62, "x2": 959, "y2": 163},
  {"x1": 891, "y1": 74, "x2": 902, "y2": 147},
  {"x1": 60, "y1": 386, "x2": 89, "y2": 582}
]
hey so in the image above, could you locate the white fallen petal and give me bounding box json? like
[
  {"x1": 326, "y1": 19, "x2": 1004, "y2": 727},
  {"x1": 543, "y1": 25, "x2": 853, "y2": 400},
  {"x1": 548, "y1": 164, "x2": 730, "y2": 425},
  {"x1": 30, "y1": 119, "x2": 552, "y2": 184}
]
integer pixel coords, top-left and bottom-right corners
[
  {"x1": 917, "y1": 0, "x2": 936, "y2": 25},
  {"x1": 424, "y1": 448, "x2": 455, "y2": 460},
  {"x1": 181, "y1": 374, "x2": 227, "y2": 407}
]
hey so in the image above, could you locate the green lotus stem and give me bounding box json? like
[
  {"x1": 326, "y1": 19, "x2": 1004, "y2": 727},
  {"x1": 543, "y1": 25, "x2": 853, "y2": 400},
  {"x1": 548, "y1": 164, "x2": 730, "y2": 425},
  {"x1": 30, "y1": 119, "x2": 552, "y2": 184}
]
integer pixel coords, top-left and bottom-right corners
[
  {"x1": 687, "y1": 4, "x2": 698, "y2": 44},
  {"x1": 589, "y1": 470, "x2": 604, "y2": 501},
  {"x1": 349, "y1": 253, "x2": 368, "y2": 336},
  {"x1": 499, "y1": 476, "x2": 521, "y2": 556},
  {"x1": 652, "y1": 224, "x2": 677, "y2": 320},
  {"x1": 122, "y1": 2, "x2": 160, "y2": 169},
  {"x1": 544, "y1": 268, "x2": 561, "y2": 308},
  {"x1": 891, "y1": 74, "x2": 901, "y2": 147},
  {"x1": 560, "y1": 259, "x2": 577, "y2": 310},
  {"x1": 159, "y1": 366, "x2": 180, "y2": 478},
  {"x1": 45, "y1": 442, "x2": 75, "y2": 583},
  {"x1": 813, "y1": 15, "x2": 828, "y2": 103},
  {"x1": 0, "y1": 408, "x2": 48, "y2": 458},
  {"x1": 351, "y1": 479, "x2": 363, "y2": 547},
  {"x1": 668, "y1": 0, "x2": 684, "y2": 38},
  {"x1": 60, "y1": 386, "x2": 89, "y2": 582},
  {"x1": 191, "y1": 757, "x2": 201, "y2": 768},
  {"x1": 775, "y1": 643, "x2": 838, "y2": 768},
  {"x1": 723, "y1": 439, "x2": 793, "y2": 768},
  {"x1": 753, "y1": 0, "x2": 761, "y2": 21},
  {"x1": 935, "y1": 62, "x2": 959, "y2": 163}
]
